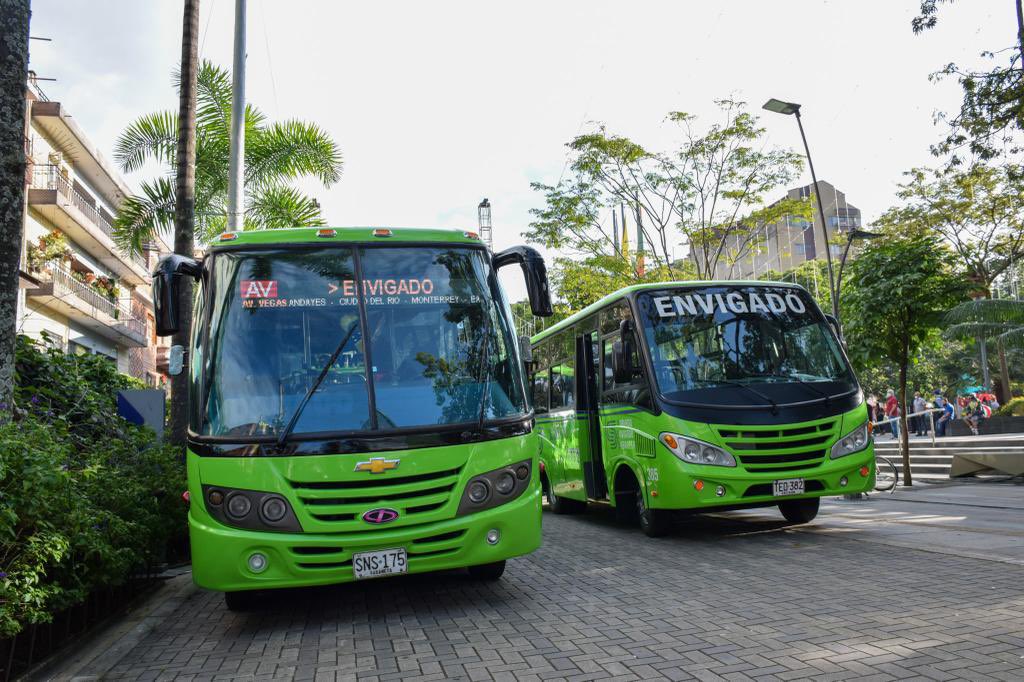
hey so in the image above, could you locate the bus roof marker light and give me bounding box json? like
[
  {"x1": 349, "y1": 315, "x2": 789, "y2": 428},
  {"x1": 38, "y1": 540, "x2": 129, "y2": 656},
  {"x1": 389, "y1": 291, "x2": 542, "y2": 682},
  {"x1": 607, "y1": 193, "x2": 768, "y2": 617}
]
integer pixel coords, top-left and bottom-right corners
[
  {"x1": 463, "y1": 231, "x2": 480, "y2": 240},
  {"x1": 316, "y1": 228, "x2": 337, "y2": 238},
  {"x1": 372, "y1": 228, "x2": 393, "y2": 237},
  {"x1": 219, "y1": 232, "x2": 238, "y2": 241}
]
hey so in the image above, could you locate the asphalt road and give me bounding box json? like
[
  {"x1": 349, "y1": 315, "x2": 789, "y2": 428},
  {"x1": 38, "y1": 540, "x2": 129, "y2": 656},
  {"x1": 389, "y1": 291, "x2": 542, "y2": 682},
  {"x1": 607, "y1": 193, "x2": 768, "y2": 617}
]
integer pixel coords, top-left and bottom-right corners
[{"x1": 51, "y1": 481, "x2": 1024, "y2": 681}]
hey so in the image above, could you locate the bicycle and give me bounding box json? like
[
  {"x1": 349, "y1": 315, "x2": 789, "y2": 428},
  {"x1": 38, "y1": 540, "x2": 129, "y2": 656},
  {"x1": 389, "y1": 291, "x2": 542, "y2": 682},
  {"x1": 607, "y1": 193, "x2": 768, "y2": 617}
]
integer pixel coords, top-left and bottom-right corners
[{"x1": 874, "y1": 454, "x2": 900, "y2": 492}]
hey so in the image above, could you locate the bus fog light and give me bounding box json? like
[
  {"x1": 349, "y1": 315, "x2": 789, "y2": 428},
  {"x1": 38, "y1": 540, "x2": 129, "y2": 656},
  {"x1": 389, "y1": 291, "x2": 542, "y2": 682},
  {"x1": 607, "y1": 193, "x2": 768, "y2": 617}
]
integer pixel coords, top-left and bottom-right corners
[
  {"x1": 839, "y1": 476, "x2": 848, "y2": 487},
  {"x1": 715, "y1": 485, "x2": 726, "y2": 497},
  {"x1": 261, "y1": 496, "x2": 288, "y2": 522},
  {"x1": 247, "y1": 552, "x2": 268, "y2": 573},
  {"x1": 468, "y1": 480, "x2": 490, "y2": 504},
  {"x1": 486, "y1": 529, "x2": 500, "y2": 545},
  {"x1": 226, "y1": 493, "x2": 252, "y2": 519},
  {"x1": 495, "y1": 472, "x2": 516, "y2": 495}
]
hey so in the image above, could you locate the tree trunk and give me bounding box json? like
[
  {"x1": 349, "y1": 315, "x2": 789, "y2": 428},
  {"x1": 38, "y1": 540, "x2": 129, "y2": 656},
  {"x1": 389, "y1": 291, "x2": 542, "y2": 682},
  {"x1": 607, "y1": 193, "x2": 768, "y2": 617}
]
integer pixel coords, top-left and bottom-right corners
[
  {"x1": 0, "y1": 0, "x2": 31, "y2": 416},
  {"x1": 899, "y1": 339, "x2": 913, "y2": 486},
  {"x1": 997, "y1": 338, "x2": 1011, "y2": 404},
  {"x1": 168, "y1": 0, "x2": 199, "y2": 445}
]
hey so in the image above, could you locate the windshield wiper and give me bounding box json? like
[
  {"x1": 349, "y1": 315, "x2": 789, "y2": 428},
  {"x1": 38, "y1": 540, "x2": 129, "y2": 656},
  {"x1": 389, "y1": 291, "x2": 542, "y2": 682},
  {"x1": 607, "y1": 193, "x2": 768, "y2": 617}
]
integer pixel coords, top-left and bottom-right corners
[
  {"x1": 700, "y1": 379, "x2": 778, "y2": 413},
  {"x1": 762, "y1": 373, "x2": 831, "y2": 404},
  {"x1": 475, "y1": 308, "x2": 494, "y2": 431},
  {"x1": 276, "y1": 320, "x2": 360, "y2": 447}
]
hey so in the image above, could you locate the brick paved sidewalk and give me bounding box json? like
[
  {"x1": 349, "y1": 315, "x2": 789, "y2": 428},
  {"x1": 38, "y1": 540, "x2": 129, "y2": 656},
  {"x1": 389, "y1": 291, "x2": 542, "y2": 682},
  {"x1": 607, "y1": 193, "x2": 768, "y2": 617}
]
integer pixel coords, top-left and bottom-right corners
[{"x1": 103, "y1": 511, "x2": 1024, "y2": 681}]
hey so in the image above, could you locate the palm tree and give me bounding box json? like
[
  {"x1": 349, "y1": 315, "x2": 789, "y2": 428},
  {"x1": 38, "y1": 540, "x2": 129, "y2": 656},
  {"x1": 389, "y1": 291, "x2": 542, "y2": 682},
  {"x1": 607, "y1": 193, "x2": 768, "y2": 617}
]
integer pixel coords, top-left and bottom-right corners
[
  {"x1": 113, "y1": 61, "x2": 342, "y2": 253},
  {"x1": 943, "y1": 298, "x2": 1024, "y2": 401}
]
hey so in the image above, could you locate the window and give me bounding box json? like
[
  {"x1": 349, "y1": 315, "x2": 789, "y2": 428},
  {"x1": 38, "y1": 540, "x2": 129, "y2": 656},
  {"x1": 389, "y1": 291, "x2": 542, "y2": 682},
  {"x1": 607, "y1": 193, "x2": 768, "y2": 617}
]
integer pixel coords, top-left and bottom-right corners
[
  {"x1": 532, "y1": 368, "x2": 549, "y2": 414},
  {"x1": 550, "y1": 358, "x2": 575, "y2": 410}
]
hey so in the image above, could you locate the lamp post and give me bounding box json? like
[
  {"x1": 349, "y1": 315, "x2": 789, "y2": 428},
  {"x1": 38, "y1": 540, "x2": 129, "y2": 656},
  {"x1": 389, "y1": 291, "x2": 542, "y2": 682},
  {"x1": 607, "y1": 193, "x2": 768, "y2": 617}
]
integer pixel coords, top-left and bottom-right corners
[
  {"x1": 835, "y1": 228, "x2": 882, "y2": 315},
  {"x1": 477, "y1": 198, "x2": 492, "y2": 250},
  {"x1": 763, "y1": 98, "x2": 838, "y2": 323}
]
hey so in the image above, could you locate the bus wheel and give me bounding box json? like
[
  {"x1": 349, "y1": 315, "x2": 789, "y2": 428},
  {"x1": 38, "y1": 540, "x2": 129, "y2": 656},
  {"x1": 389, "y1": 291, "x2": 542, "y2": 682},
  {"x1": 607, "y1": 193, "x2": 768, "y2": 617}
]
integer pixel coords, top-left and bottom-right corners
[
  {"x1": 467, "y1": 560, "x2": 506, "y2": 581},
  {"x1": 779, "y1": 497, "x2": 820, "y2": 524},
  {"x1": 224, "y1": 590, "x2": 260, "y2": 612},
  {"x1": 636, "y1": 493, "x2": 672, "y2": 538}
]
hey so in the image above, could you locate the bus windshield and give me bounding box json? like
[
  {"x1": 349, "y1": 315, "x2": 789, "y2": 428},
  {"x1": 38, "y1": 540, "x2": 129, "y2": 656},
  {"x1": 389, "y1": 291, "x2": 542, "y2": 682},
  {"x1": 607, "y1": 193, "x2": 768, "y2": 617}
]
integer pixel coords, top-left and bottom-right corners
[
  {"x1": 200, "y1": 246, "x2": 527, "y2": 439},
  {"x1": 635, "y1": 286, "x2": 856, "y2": 407}
]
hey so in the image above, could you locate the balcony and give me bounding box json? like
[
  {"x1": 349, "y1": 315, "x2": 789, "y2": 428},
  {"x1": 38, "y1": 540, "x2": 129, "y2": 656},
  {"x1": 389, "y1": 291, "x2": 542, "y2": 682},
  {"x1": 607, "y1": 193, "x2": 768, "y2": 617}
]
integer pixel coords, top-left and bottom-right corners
[
  {"x1": 28, "y1": 165, "x2": 150, "y2": 285},
  {"x1": 27, "y1": 263, "x2": 146, "y2": 348}
]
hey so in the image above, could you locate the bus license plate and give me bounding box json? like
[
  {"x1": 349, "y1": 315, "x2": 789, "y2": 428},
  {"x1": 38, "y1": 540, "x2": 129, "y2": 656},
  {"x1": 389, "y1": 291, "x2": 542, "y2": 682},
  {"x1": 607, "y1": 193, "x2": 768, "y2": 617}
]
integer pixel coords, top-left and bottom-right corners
[
  {"x1": 352, "y1": 548, "x2": 407, "y2": 580},
  {"x1": 772, "y1": 478, "x2": 805, "y2": 496}
]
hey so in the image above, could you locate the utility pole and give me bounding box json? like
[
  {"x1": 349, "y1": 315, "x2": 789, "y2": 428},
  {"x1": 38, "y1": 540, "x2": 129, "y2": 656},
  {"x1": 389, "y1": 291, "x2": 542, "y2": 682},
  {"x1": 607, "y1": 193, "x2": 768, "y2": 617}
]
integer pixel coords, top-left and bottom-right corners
[
  {"x1": 169, "y1": 0, "x2": 200, "y2": 445},
  {"x1": 0, "y1": 0, "x2": 31, "y2": 416},
  {"x1": 226, "y1": 0, "x2": 247, "y2": 230}
]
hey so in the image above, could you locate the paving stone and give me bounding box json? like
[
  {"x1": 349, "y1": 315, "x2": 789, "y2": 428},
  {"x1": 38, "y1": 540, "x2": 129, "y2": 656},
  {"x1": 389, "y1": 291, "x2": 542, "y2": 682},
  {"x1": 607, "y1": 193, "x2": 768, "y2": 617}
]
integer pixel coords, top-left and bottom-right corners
[{"x1": 104, "y1": 511, "x2": 1023, "y2": 681}]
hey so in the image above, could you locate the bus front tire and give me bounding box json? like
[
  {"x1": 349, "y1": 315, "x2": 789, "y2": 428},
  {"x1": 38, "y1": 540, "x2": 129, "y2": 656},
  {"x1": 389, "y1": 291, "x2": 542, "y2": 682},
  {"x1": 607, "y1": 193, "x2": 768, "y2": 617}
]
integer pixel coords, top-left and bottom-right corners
[
  {"x1": 224, "y1": 590, "x2": 260, "y2": 612},
  {"x1": 779, "y1": 497, "x2": 820, "y2": 524},
  {"x1": 467, "y1": 560, "x2": 506, "y2": 581},
  {"x1": 615, "y1": 470, "x2": 671, "y2": 537},
  {"x1": 637, "y1": 498, "x2": 672, "y2": 538}
]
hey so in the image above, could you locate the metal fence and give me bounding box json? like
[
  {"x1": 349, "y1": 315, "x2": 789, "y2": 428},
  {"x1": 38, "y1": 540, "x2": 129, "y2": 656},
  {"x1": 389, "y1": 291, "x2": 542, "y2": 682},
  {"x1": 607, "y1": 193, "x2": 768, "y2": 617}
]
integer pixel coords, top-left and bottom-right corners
[
  {"x1": 45, "y1": 263, "x2": 144, "y2": 339},
  {"x1": 31, "y1": 165, "x2": 147, "y2": 269}
]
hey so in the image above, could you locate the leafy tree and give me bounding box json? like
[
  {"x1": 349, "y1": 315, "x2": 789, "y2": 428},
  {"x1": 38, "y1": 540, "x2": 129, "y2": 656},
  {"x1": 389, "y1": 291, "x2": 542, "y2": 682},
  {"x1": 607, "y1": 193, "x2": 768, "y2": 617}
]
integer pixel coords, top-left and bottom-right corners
[
  {"x1": 112, "y1": 61, "x2": 343, "y2": 253},
  {"x1": 942, "y1": 298, "x2": 1024, "y2": 399},
  {"x1": 525, "y1": 99, "x2": 807, "y2": 296},
  {"x1": 884, "y1": 163, "x2": 1024, "y2": 399},
  {"x1": 843, "y1": 228, "x2": 967, "y2": 485},
  {"x1": 913, "y1": 0, "x2": 1024, "y2": 163}
]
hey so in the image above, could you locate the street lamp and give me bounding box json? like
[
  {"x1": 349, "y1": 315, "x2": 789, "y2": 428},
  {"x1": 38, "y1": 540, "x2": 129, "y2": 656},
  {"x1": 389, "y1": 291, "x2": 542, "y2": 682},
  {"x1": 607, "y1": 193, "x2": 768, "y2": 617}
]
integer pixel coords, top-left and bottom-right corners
[
  {"x1": 763, "y1": 98, "x2": 838, "y2": 323},
  {"x1": 835, "y1": 228, "x2": 882, "y2": 312},
  {"x1": 477, "y1": 198, "x2": 492, "y2": 250}
]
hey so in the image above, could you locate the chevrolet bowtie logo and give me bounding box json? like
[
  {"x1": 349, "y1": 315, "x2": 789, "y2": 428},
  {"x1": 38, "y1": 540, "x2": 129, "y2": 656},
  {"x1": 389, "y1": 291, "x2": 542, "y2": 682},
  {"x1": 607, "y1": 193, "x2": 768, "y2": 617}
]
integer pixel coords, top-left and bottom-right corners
[{"x1": 354, "y1": 457, "x2": 400, "y2": 474}]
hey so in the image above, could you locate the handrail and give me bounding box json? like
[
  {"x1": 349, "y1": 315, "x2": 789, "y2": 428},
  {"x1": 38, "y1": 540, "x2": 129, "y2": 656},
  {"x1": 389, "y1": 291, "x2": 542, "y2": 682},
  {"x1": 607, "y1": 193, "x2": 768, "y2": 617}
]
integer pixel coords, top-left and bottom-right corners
[
  {"x1": 872, "y1": 407, "x2": 946, "y2": 447},
  {"x1": 30, "y1": 165, "x2": 147, "y2": 270},
  {"x1": 45, "y1": 262, "x2": 145, "y2": 340}
]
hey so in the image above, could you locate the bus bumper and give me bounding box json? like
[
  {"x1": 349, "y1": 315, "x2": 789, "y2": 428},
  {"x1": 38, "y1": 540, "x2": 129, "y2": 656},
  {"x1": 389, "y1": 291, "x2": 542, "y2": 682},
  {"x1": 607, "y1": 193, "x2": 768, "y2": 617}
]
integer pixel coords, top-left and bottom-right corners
[
  {"x1": 189, "y1": 485, "x2": 541, "y2": 592},
  {"x1": 649, "y1": 446, "x2": 876, "y2": 511}
]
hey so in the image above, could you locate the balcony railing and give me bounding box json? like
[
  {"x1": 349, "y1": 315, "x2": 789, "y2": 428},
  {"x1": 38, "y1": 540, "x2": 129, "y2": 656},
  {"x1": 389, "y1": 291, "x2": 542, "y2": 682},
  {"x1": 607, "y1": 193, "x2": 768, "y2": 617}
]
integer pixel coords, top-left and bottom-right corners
[
  {"x1": 44, "y1": 263, "x2": 145, "y2": 339},
  {"x1": 30, "y1": 165, "x2": 147, "y2": 270}
]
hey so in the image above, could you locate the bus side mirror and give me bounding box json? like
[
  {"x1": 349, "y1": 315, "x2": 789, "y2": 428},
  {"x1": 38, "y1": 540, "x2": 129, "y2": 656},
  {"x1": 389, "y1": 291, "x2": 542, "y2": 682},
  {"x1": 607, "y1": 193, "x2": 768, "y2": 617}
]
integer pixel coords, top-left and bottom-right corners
[
  {"x1": 493, "y1": 246, "x2": 553, "y2": 317},
  {"x1": 153, "y1": 254, "x2": 202, "y2": 336},
  {"x1": 611, "y1": 320, "x2": 635, "y2": 383}
]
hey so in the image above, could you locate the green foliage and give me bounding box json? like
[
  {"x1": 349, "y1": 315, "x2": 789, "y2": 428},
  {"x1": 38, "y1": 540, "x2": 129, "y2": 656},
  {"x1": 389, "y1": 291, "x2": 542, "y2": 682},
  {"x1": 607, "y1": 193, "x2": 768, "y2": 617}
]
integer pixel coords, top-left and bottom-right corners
[
  {"x1": 996, "y1": 395, "x2": 1024, "y2": 416},
  {"x1": 912, "y1": 0, "x2": 1024, "y2": 162},
  {"x1": 525, "y1": 98, "x2": 805, "y2": 295},
  {"x1": 0, "y1": 338, "x2": 186, "y2": 638},
  {"x1": 113, "y1": 61, "x2": 343, "y2": 254}
]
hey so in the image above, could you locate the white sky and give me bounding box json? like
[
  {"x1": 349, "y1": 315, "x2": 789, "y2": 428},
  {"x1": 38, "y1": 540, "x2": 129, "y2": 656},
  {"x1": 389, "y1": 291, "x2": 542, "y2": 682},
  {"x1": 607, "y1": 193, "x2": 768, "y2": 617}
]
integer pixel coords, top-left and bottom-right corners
[{"x1": 27, "y1": 0, "x2": 1013, "y2": 301}]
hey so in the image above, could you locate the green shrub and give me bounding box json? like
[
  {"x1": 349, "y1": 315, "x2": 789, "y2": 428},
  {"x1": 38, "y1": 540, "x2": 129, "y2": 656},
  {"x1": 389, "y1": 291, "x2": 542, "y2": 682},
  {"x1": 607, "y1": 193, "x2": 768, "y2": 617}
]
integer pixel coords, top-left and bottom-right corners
[
  {"x1": 996, "y1": 396, "x2": 1024, "y2": 416},
  {"x1": 0, "y1": 336, "x2": 186, "y2": 638}
]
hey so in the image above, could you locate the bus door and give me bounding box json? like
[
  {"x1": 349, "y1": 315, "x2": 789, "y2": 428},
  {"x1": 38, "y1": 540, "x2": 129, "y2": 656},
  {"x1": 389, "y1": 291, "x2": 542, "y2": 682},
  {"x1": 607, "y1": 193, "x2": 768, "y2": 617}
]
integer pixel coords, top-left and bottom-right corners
[{"x1": 577, "y1": 331, "x2": 607, "y2": 500}]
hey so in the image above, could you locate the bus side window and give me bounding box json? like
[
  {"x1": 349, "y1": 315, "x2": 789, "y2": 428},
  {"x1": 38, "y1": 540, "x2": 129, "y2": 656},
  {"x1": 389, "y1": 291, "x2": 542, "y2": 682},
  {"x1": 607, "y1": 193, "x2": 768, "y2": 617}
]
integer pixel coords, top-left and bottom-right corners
[
  {"x1": 550, "y1": 358, "x2": 575, "y2": 410},
  {"x1": 602, "y1": 331, "x2": 652, "y2": 408},
  {"x1": 532, "y1": 368, "x2": 549, "y2": 414}
]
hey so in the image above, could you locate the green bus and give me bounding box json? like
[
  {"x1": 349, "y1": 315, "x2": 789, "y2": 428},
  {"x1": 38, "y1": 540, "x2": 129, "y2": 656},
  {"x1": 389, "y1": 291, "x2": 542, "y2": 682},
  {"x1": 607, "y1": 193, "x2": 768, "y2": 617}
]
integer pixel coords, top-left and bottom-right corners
[
  {"x1": 152, "y1": 227, "x2": 552, "y2": 609},
  {"x1": 531, "y1": 282, "x2": 874, "y2": 537}
]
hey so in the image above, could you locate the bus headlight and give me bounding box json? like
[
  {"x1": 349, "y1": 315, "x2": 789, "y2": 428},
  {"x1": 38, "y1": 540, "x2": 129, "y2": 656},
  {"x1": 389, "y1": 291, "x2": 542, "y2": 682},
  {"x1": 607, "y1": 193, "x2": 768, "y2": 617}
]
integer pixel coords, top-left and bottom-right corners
[
  {"x1": 830, "y1": 422, "x2": 870, "y2": 459},
  {"x1": 660, "y1": 433, "x2": 736, "y2": 467},
  {"x1": 457, "y1": 460, "x2": 532, "y2": 516},
  {"x1": 202, "y1": 485, "x2": 302, "y2": 532}
]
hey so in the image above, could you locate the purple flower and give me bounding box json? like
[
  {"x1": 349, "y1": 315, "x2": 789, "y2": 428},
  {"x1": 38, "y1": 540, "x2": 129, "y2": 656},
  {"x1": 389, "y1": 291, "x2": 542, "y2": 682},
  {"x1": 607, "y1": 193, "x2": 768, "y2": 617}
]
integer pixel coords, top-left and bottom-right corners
[
  {"x1": 0, "y1": 402, "x2": 7, "y2": 411},
  {"x1": 0, "y1": 572, "x2": 7, "y2": 579},
  {"x1": 30, "y1": 395, "x2": 40, "y2": 405}
]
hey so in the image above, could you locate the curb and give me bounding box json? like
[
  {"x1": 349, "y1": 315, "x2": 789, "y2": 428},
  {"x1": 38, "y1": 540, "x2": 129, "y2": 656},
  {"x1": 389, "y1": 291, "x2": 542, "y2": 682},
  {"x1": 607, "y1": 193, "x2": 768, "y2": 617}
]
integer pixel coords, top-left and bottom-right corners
[{"x1": 28, "y1": 572, "x2": 198, "y2": 681}]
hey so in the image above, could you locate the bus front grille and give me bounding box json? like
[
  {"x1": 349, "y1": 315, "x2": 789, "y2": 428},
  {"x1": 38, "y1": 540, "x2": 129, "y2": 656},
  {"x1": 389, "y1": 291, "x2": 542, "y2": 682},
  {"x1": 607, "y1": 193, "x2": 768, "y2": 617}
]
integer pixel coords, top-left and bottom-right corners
[
  {"x1": 715, "y1": 420, "x2": 838, "y2": 474},
  {"x1": 286, "y1": 466, "x2": 463, "y2": 528},
  {"x1": 287, "y1": 529, "x2": 468, "y2": 570}
]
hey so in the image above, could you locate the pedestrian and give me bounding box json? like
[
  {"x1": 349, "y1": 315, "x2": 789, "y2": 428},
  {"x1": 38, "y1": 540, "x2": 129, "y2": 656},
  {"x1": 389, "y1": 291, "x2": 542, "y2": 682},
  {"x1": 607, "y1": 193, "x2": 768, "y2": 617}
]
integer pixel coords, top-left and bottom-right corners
[
  {"x1": 913, "y1": 391, "x2": 927, "y2": 436},
  {"x1": 963, "y1": 393, "x2": 985, "y2": 436},
  {"x1": 884, "y1": 388, "x2": 900, "y2": 439},
  {"x1": 934, "y1": 392, "x2": 953, "y2": 437}
]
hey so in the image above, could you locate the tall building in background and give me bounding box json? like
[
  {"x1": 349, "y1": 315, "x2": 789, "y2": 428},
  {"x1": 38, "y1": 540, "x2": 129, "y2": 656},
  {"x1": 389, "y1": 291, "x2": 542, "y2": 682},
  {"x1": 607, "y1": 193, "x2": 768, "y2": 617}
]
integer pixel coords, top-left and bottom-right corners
[
  {"x1": 16, "y1": 74, "x2": 170, "y2": 386},
  {"x1": 701, "y1": 180, "x2": 861, "y2": 281}
]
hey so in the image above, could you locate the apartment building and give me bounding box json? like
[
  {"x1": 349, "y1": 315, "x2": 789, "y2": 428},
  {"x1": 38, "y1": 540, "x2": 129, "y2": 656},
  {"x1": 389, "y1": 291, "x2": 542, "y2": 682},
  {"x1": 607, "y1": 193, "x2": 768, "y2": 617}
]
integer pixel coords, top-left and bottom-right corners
[
  {"x1": 17, "y1": 75, "x2": 169, "y2": 386},
  {"x1": 698, "y1": 180, "x2": 862, "y2": 281}
]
